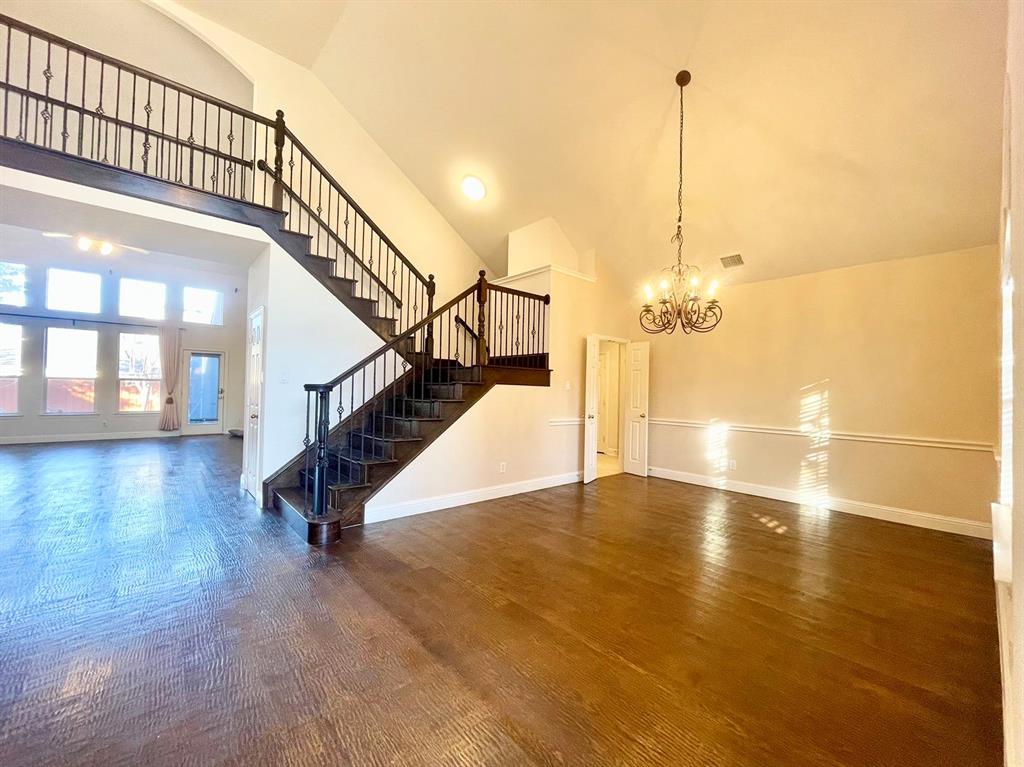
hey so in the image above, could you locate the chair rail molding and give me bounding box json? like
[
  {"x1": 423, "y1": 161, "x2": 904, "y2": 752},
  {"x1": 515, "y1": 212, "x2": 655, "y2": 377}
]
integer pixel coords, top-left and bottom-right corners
[{"x1": 648, "y1": 417, "x2": 995, "y2": 454}]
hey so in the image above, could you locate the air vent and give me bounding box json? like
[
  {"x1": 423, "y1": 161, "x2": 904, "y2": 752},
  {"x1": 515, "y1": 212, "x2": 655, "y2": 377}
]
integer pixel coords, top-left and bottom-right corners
[{"x1": 720, "y1": 254, "x2": 744, "y2": 269}]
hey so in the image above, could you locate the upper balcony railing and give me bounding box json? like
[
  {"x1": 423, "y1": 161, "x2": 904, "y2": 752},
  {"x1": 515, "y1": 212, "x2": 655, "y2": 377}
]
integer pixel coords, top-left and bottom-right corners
[{"x1": 0, "y1": 13, "x2": 430, "y2": 333}]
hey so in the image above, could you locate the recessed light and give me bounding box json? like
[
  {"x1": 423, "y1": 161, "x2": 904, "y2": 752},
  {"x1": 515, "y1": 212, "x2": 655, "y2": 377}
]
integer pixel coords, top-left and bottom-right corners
[
  {"x1": 461, "y1": 175, "x2": 486, "y2": 201},
  {"x1": 77, "y1": 236, "x2": 93, "y2": 251},
  {"x1": 99, "y1": 241, "x2": 114, "y2": 256}
]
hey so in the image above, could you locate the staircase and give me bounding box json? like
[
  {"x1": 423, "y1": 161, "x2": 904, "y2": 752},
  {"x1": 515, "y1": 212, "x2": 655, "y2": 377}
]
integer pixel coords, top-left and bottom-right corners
[{"x1": 0, "y1": 13, "x2": 552, "y2": 544}]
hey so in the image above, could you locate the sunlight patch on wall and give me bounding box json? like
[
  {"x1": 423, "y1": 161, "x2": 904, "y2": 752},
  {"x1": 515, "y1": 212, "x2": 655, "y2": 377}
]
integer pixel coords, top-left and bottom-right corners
[
  {"x1": 797, "y1": 380, "x2": 831, "y2": 509},
  {"x1": 705, "y1": 420, "x2": 730, "y2": 489}
]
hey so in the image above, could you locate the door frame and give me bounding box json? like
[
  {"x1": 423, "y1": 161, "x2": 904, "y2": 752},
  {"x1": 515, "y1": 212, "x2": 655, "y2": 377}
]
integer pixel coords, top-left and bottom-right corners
[
  {"x1": 584, "y1": 334, "x2": 629, "y2": 483},
  {"x1": 243, "y1": 306, "x2": 265, "y2": 500},
  {"x1": 180, "y1": 348, "x2": 228, "y2": 436}
]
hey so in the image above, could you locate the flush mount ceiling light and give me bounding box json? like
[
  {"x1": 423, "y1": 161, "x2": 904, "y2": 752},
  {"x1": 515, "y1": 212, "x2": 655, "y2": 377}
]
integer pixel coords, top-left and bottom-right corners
[
  {"x1": 639, "y1": 70, "x2": 723, "y2": 336},
  {"x1": 461, "y1": 175, "x2": 486, "y2": 201}
]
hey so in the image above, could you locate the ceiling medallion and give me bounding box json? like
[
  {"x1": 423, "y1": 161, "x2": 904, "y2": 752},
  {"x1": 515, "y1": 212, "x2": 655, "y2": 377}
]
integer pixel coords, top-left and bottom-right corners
[{"x1": 639, "y1": 70, "x2": 723, "y2": 336}]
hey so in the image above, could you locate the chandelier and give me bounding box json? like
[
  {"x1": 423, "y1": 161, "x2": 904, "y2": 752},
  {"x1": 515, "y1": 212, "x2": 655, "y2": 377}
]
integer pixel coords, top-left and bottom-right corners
[{"x1": 639, "y1": 70, "x2": 723, "y2": 335}]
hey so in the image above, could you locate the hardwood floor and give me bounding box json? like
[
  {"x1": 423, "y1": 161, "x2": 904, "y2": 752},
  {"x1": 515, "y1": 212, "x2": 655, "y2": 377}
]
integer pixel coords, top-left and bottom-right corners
[{"x1": 0, "y1": 437, "x2": 1001, "y2": 766}]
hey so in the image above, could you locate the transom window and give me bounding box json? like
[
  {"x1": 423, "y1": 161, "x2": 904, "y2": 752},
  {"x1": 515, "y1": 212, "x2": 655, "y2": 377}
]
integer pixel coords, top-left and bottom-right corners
[
  {"x1": 0, "y1": 322, "x2": 23, "y2": 415},
  {"x1": 119, "y1": 278, "x2": 166, "y2": 320},
  {"x1": 118, "y1": 333, "x2": 162, "y2": 413},
  {"x1": 45, "y1": 327, "x2": 98, "y2": 414},
  {"x1": 182, "y1": 287, "x2": 224, "y2": 325},
  {"x1": 47, "y1": 268, "x2": 101, "y2": 314},
  {"x1": 0, "y1": 262, "x2": 27, "y2": 307}
]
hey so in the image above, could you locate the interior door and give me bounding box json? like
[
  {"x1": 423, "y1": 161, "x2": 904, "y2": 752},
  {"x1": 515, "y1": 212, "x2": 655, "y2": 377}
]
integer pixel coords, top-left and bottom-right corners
[
  {"x1": 182, "y1": 351, "x2": 224, "y2": 436},
  {"x1": 244, "y1": 308, "x2": 264, "y2": 499},
  {"x1": 583, "y1": 335, "x2": 600, "y2": 483},
  {"x1": 623, "y1": 341, "x2": 650, "y2": 476}
]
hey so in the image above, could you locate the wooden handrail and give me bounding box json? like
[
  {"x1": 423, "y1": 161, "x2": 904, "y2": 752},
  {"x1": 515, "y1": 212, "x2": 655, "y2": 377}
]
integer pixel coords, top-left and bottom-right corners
[
  {"x1": 257, "y1": 159, "x2": 403, "y2": 308},
  {"x1": 282, "y1": 127, "x2": 430, "y2": 288},
  {"x1": 489, "y1": 282, "x2": 552, "y2": 303},
  {"x1": 2, "y1": 83, "x2": 254, "y2": 169},
  {"x1": 307, "y1": 281, "x2": 479, "y2": 390}
]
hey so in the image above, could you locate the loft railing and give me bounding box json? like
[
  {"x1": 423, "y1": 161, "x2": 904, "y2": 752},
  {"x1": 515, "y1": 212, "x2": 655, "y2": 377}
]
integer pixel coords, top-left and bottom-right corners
[
  {"x1": 300, "y1": 271, "x2": 550, "y2": 517},
  {"x1": 0, "y1": 13, "x2": 430, "y2": 333}
]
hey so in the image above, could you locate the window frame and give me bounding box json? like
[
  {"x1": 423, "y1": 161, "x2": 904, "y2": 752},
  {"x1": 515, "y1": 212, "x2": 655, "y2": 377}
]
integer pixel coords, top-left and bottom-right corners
[
  {"x1": 0, "y1": 322, "x2": 24, "y2": 416},
  {"x1": 116, "y1": 331, "x2": 163, "y2": 414},
  {"x1": 43, "y1": 326, "x2": 99, "y2": 416}
]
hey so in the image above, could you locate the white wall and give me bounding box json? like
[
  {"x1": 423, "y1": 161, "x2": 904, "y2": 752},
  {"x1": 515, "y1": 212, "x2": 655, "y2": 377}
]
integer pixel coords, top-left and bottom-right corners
[
  {"x1": 1, "y1": 0, "x2": 253, "y2": 108},
  {"x1": 0, "y1": 222, "x2": 247, "y2": 443},
  {"x1": 245, "y1": 239, "x2": 384, "y2": 486}
]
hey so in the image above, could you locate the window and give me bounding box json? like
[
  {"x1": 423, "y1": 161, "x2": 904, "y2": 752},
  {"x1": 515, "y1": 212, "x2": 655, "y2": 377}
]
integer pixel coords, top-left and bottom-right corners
[
  {"x1": 182, "y1": 287, "x2": 224, "y2": 325},
  {"x1": 47, "y1": 268, "x2": 101, "y2": 314},
  {"x1": 0, "y1": 262, "x2": 27, "y2": 307},
  {"x1": 0, "y1": 323, "x2": 22, "y2": 414},
  {"x1": 119, "y1": 278, "x2": 166, "y2": 320},
  {"x1": 45, "y1": 327, "x2": 98, "y2": 414},
  {"x1": 118, "y1": 333, "x2": 162, "y2": 413}
]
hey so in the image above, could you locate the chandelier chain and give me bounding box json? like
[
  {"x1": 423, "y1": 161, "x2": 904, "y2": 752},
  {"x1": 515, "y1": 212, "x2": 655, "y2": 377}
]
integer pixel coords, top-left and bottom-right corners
[{"x1": 673, "y1": 81, "x2": 685, "y2": 266}]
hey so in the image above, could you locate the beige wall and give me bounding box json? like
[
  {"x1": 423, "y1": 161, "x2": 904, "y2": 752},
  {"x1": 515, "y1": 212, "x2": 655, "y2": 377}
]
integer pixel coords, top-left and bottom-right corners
[
  {"x1": 998, "y1": 0, "x2": 1023, "y2": 761},
  {"x1": 648, "y1": 245, "x2": 1000, "y2": 528}
]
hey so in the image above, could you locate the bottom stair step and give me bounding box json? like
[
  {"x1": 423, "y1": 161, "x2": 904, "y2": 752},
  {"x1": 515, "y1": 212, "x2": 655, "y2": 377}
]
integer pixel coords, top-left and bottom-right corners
[{"x1": 273, "y1": 487, "x2": 365, "y2": 545}]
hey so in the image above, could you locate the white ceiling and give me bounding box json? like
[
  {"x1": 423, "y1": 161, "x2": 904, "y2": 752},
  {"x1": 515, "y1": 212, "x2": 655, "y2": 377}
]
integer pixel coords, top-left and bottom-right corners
[
  {"x1": 176, "y1": 1, "x2": 1006, "y2": 286},
  {"x1": 0, "y1": 186, "x2": 265, "y2": 274},
  {"x1": 176, "y1": 0, "x2": 346, "y2": 68}
]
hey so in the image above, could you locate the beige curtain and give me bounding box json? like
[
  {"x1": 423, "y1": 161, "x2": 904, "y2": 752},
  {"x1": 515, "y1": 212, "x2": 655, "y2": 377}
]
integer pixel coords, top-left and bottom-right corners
[{"x1": 158, "y1": 327, "x2": 182, "y2": 431}]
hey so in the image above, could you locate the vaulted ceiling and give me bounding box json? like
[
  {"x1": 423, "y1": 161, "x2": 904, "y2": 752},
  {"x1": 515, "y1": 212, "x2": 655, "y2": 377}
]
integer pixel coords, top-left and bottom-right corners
[{"x1": 177, "y1": 0, "x2": 1006, "y2": 287}]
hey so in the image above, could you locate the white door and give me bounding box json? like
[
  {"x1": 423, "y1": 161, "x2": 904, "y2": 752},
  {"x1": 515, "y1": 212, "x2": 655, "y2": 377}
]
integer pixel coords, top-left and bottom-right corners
[
  {"x1": 181, "y1": 350, "x2": 225, "y2": 435},
  {"x1": 623, "y1": 341, "x2": 650, "y2": 476},
  {"x1": 583, "y1": 335, "x2": 600, "y2": 483},
  {"x1": 244, "y1": 307, "x2": 265, "y2": 499}
]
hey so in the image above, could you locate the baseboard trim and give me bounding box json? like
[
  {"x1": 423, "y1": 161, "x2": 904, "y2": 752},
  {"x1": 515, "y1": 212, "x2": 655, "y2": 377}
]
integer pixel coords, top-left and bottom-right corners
[
  {"x1": 365, "y1": 471, "x2": 583, "y2": 524},
  {"x1": 0, "y1": 431, "x2": 180, "y2": 445},
  {"x1": 648, "y1": 466, "x2": 992, "y2": 539}
]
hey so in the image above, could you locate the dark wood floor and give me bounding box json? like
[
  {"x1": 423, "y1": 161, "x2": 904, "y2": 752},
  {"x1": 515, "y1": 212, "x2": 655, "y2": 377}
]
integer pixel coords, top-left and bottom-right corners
[{"x1": 0, "y1": 437, "x2": 1002, "y2": 766}]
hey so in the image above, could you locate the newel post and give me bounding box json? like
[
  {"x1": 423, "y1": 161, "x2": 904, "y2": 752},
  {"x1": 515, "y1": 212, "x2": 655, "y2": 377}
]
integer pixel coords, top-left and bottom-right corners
[
  {"x1": 310, "y1": 384, "x2": 331, "y2": 518},
  {"x1": 475, "y1": 270, "x2": 489, "y2": 365},
  {"x1": 425, "y1": 274, "x2": 436, "y2": 358},
  {"x1": 271, "y1": 109, "x2": 286, "y2": 211}
]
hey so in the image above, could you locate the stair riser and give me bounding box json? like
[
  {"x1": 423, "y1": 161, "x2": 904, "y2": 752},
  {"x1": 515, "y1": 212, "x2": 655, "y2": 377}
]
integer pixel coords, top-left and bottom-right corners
[
  {"x1": 370, "y1": 416, "x2": 433, "y2": 438},
  {"x1": 300, "y1": 462, "x2": 364, "y2": 487},
  {"x1": 383, "y1": 400, "x2": 440, "y2": 418},
  {"x1": 423, "y1": 383, "x2": 466, "y2": 399}
]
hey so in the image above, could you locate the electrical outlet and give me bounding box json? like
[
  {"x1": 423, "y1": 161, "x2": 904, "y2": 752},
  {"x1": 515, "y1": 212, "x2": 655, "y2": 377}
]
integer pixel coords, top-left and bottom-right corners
[
  {"x1": 499, "y1": 462, "x2": 507, "y2": 474},
  {"x1": 728, "y1": 459, "x2": 737, "y2": 471},
  {"x1": 564, "y1": 380, "x2": 571, "y2": 391}
]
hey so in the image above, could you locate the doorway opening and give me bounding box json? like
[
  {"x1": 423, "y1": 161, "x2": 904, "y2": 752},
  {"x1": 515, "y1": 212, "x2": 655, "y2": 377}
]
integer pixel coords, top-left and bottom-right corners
[
  {"x1": 597, "y1": 340, "x2": 624, "y2": 478},
  {"x1": 584, "y1": 335, "x2": 649, "y2": 484}
]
